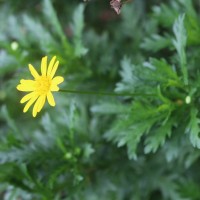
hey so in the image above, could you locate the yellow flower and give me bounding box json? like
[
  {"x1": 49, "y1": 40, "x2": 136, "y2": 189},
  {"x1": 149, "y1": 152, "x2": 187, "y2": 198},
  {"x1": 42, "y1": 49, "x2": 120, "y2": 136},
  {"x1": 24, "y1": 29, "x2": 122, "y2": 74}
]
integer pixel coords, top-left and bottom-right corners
[{"x1": 16, "y1": 56, "x2": 64, "y2": 117}]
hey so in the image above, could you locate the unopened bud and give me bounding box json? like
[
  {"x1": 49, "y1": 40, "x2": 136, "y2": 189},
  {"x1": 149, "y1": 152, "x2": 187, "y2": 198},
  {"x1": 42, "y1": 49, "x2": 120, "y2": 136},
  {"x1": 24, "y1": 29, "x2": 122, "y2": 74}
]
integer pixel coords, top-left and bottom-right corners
[
  {"x1": 185, "y1": 96, "x2": 191, "y2": 104},
  {"x1": 11, "y1": 41, "x2": 19, "y2": 51}
]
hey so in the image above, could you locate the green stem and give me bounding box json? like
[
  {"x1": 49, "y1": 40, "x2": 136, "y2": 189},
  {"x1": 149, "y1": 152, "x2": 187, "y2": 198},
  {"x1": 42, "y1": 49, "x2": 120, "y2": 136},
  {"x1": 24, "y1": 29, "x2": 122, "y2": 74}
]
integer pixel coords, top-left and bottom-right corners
[{"x1": 59, "y1": 89, "x2": 155, "y2": 97}]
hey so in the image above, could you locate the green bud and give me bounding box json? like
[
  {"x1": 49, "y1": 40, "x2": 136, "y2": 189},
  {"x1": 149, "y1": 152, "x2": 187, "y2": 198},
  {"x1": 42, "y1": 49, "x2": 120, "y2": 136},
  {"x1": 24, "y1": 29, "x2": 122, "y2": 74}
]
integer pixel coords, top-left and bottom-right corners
[
  {"x1": 11, "y1": 41, "x2": 19, "y2": 51},
  {"x1": 65, "y1": 152, "x2": 72, "y2": 159},
  {"x1": 185, "y1": 96, "x2": 191, "y2": 104}
]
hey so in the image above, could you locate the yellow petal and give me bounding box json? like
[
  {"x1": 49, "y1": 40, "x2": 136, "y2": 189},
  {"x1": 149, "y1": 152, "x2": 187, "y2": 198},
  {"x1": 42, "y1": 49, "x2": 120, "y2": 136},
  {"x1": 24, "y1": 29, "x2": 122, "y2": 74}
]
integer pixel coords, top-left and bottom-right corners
[
  {"x1": 50, "y1": 76, "x2": 64, "y2": 91},
  {"x1": 47, "y1": 56, "x2": 56, "y2": 76},
  {"x1": 17, "y1": 80, "x2": 36, "y2": 91},
  {"x1": 32, "y1": 97, "x2": 40, "y2": 117},
  {"x1": 52, "y1": 76, "x2": 64, "y2": 85},
  {"x1": 49, "y1": 61, "x2": 59, "y2": 78},
  {"x1": 47, "y1": 92, "x2": 55, "y2": 106},
  {"x1": 20, "y1": 79, "x2": 35, "y2": 85},
  {"x1": 50, "y1": 85, "x2": 59, "y2": 91},
  {"x1": 20, "y1": 92, "x2": 36, "y2": 103},
  {"x1": 23, "y1": 94, "x2": 39, "y2": 113},
  {"x1": 29, "y1": 64, "x2": 39, "y2": 79},
  {"x1": 37, "y1": 95, "x2": 46, "y2": 112},
  {"x1": 32, "y1": 95, "x2": 46, "y2": 117},
  {"x1": 41, "y1": 56, "x2": 47, "y2": 76}
]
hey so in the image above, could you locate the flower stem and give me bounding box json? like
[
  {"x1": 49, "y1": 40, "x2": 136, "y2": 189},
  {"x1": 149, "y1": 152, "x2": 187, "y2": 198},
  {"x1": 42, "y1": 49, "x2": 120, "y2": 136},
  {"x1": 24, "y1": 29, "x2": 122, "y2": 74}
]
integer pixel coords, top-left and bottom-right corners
[{"x1": 59, "y1": 89, "x2": 155, "y2": 97}]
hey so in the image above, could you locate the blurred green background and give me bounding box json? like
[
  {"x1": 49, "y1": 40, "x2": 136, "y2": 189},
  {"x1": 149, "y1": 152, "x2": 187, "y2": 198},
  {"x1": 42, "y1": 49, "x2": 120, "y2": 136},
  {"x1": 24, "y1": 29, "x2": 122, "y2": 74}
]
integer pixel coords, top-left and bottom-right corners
[{"x1": 1, "y1": 0, "x2": 200, "y2": 199}]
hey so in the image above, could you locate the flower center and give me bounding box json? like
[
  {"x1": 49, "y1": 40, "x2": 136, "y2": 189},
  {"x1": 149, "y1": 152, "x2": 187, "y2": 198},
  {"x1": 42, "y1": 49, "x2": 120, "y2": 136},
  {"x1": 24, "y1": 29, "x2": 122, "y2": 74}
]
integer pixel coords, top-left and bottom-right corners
[{"x1": 35, "y1": 76, "x2": 51, "y2": 95}]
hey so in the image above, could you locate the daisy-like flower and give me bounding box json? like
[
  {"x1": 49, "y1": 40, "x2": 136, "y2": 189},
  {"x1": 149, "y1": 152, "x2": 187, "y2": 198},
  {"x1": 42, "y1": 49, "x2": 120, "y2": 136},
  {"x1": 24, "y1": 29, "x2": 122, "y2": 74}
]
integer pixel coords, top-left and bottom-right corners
[{"x1": 16, "y1": 56, "x2": 64, "y2": 117}]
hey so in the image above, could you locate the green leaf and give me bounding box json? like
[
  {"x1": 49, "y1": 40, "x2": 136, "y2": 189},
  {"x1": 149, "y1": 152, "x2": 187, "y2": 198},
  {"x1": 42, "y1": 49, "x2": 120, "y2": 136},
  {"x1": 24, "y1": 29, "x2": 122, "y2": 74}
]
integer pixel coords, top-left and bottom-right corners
[
  {"x1": 126, "y1": 121, "x2": 156, "y2": 159},
  {"x1": 144, "y1": 118, "x2": 173, "y2": 154},
  {"x1": 0, "y1": 52, "x2": 19, "y2": 76},
  {"x1": 173, "y1": 14, "x2": 187, "y2": 57},
  {"x1": 71, "y1": 4, "x2": 88, "y2": 57},
  {"x1": 104, "y1": 102, "x2": 167, "y2": 159},
  {"x1": 187, "y1": 107, "x2": 200, "y2": 148},
  {"x1": 143, "y1": 58, "x2": 180, "y2": 86},
  {"x1": 22, "y1": 15, "x2": 57, "y2": 53},
  {"x1": 1, "y1": 106, "x2": 20, "y2": 134},
  {"x1": 152, "y1": 3, "x2": 179, "y2": 27},
  {"x1": 141, "y1": 34, "x2": 172, "y2": 52},
  {"x1": 6, "y1": 15, "x2": 29, "y2": 47},
  {"x1": 172, "y1": 14, "x2": 188, "y2": 85},
  {"x1": 105, "y1": 120, "x2": 155, "y2": 160},
  {"x1": 178, "y1": 180, "x2": 200, "y2": 200},
  {"x1": 43, "y1": 0, "x2": 71, "y2": 52},
  {"x1": 158, "y1": 176, "x2": 188, "y2": 200},
  {"x1": 115, "y1": 57, "x2": 140, "y2": 93},
  {"x1": 182, "y1": 0, "x2": 200, "y2": 45}
]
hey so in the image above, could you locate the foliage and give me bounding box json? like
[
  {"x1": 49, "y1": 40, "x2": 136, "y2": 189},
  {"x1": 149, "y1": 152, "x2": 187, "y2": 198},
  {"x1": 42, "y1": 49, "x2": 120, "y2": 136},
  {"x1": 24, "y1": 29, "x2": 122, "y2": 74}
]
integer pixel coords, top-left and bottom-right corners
[{"x1": 1, "y1": 0, "x2": 200, "y2": 199}]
